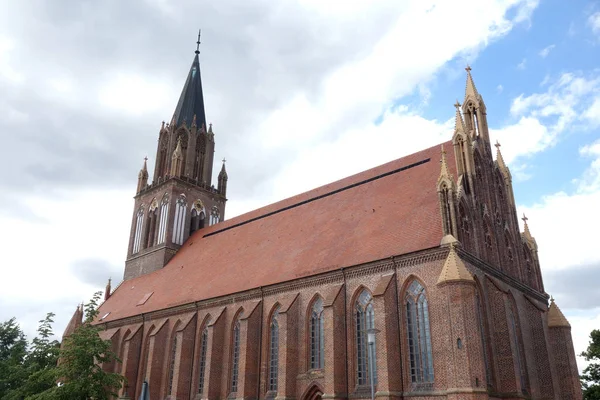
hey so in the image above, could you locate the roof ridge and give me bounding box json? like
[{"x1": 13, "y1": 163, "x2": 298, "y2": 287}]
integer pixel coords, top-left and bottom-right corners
[{"x1": 204, "y1": 157, "x2": 431, "y2": 238}]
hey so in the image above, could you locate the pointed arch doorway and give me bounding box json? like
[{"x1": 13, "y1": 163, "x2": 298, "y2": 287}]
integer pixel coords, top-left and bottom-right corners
[{"x1": 302, "y1": 383, "x2": 323, "y2": 400}]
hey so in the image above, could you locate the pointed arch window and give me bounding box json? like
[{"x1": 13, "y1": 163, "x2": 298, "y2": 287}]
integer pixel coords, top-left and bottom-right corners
[
  {"x1": 190, "y1": 201, "x2": 206, "y2": 236},
  {"x1": 209, "y1": 206, "x2": 220, "y2": 226},
  {"x1": 168, "y1": 334, "x2": 179, "y2": 396},
  {"x1": 269, "y1": 307, "x2": 280, "y2": 392},
  {"x1": 133, "y1": 208, "x2": 144, "y2": 254},
  {"x1": 405, "y1": 280, "x2": 434, "y2": 387},
  {"x1": 198, "y1": 318, "x2": 211, "y2": 395},
  {"x1": 172, "y1": 195, "x2": 187, "y2": 245},
  {"x1": 157, "y1": 195, "x2": 169, "y2": 245},
  {"x1": 230, "y1": 313, "x2": 243, "y2": 394},
  {"x1": 355, "y1": 289, "x2": 376, "y2": 387},
  {"x1": 143, "y1": 200, "x2": 158, "y2": 249},
  {"x1": 310, "y1": 297, "x2": 325, "y2": 370}
]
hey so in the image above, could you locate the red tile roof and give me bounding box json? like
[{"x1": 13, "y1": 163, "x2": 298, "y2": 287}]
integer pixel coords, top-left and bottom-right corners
[{"x1": 99, "y1": 141, "x2": 455, "y2": 323}]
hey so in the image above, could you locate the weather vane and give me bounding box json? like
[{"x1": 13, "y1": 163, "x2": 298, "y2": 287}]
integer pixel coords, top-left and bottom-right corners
[{"x1": 195, "y1": 29, "x2": 201, "y2": 55}]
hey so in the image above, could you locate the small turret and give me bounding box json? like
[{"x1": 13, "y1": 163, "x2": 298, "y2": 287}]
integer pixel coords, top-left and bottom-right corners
[
  {"x1": 104, "y1": 278, "x2": 112, "y2": 301},
  {"x1": 136, "y1": 157, "x2": 149, "y2": 193},
  {"x1": 462, "y1": 66, "x2": 490, "y2": 144},
  {"x1": 170, "y1": 137, "x2": 183, "y2": 177},
  {"x1": 437, "y1": 145, "x2": 458, "y2": 237},
  {"x1": 218, "y1": 158, "x2": 228, "y2": 196}
]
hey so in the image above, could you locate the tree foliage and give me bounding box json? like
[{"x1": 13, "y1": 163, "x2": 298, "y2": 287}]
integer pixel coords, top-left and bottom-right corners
[
  {"x1": 0, "y1": 292, "x2": 125, "y2": 400},
  {"x1": 0, "y1": 317, "x2": 29, "y2": 398},
  {"x1": 581, "y1": 329, "x2": 600, "y2": 400},
  {"x1": 31, "y1": 292, "x2": 125, "y2": 400}
]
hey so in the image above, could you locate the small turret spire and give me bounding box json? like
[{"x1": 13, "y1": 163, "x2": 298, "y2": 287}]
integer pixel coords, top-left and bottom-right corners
[
  {"x1": 438, "y1": 145, "x2": 451, "y2": 182},
  {"x1": 454, "y1": 101, "x2": 465, "y2": 133},
  {"x1": 218, "y1": 158, "x2": 228, "y2": 196},
  {"x1": 465, "y1": 64, "x2": 479, "y2": 100},
  {"x1": 104, "y1": 278, "x2": 112, "y2": 301},
  {"x1": 495, "y1": 140, "x2": 511, "y2": 177},
  {"x1": 548, "y1": 297, "x2": 571, "y2": 328},
  {"x1": 137, "y1": 157, "x2": 149, "y2": 193}
]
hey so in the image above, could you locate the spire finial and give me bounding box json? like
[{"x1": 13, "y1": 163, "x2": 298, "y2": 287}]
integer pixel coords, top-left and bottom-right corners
[
  {"x1": 195, "y1": 29, "x2": 201, "y2": 55},
  {"x1": 495, "y1": 140, "x2": 501, "y2": 150},
  {"x1": 522, "y1": 213, "x2": 528, "y2": 224},
  {"x1": 222, "y1": 157, "x2": 226, "y2": 164},
  {"x1": 454, "y1": 100, "x2": 461, "y2": 109},
  {"x1": 550, "y1": 295, "x2": 554, "y2": 303},
  {"x1": 465, "y1": 64, "x2": 472, "y2": 73}
]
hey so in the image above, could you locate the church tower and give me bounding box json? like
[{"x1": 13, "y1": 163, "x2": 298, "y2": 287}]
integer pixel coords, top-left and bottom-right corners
[{"x1": 124, "y1": 33, "x2": 227, "y2": 280}]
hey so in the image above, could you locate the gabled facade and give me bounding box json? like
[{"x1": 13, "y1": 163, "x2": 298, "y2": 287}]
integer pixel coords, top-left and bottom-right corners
[{"x1": 91, "y1": 48, "x2": 582, "y2": 400}]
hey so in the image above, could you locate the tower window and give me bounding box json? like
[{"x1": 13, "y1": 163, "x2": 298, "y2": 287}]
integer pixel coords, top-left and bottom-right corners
[
  {"x1": 209, "y1": 206, "x2": 220, "y2": 226},
  {"x1": 132, "y1": 208, "x2": 144, "y2": 254},
  {"x1": 157, "y1": 195, "x2": 169, "y2": 245},
  {"x1": 172, "y1": 195, "x2": 187, "y2": 245}
]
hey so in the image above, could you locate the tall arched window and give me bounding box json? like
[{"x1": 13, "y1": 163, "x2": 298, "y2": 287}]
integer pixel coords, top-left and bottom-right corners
[
  {"x1": 157, "y1": 195, "x2": 169, "y2": 244},
  {"x1": 172, "y1": 195, "x2": 187, "y2": 245},
  {"x1": 508, "y1": 307, "x2": 528, "y2": 394},
  {"x1": 209, "y1": 206, "x2": 220, "y2": 226},
  {"x1": 269, "y1": 307, "x2": 280, "y2": 392},
  {"x1": 198, "y1": 318, "x2": 211, "y2": 395},
  {"x1": 167, "y1": 334, "x2": 178, "y2": 396},
  {"x1": 230, "y1": 312, "x2": 242, "y2": 394},
  {"x1": 355, "y1": 289, "x2": 376, "y2": 387},
  {"x1": 132, "y1": 208, "x2": 144, "y2": 254},
  {"x1": 146, "y1": 206, "x2": 158, "y2": 249},
  {"x1": 310, "y1": 297, "x2": 325, "y2": 370},
  {"x1": 405, "y1": 280, "x2": 434, "y2": 387},
  {"x1": 189, "y1": 201, "x2": 206, "y2": 236}
]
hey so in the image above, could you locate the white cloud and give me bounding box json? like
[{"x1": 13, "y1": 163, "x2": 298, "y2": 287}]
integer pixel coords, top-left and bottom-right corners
[
  {"x1": 0, "y1": 35, "x2": 24, "y2": 83},
  {"x1": 584, "y1": 98, "x2": 600, "y2": 126},
  {"x1": 98, "y1": 73, "x2": 173, "y2": 116},
  {"x1": 517, "y1": 58, "x2": 527, "y2": 70},
  {"x1": 538, "y1": 44, "x2": 555, "y2": 58},
  {"x1": 588, "y1": 11, "x2": 600, "y2": 36},
  {"x1": 497, "y1": 84, "x2": 504, "y2": 93}
]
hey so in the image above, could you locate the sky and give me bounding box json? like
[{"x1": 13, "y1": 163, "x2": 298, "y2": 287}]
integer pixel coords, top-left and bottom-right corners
[{"x1": 0, "y1": 0, "x2": 599, "y2": 373}]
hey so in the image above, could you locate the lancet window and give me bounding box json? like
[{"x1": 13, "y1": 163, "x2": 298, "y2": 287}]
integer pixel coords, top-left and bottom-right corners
[
  {"x1": 209, "y1": 206, "x2": 220, "y2": 226},
  {"x1": 230, "y1": 313, "x2": 242, "y2": 394},
  {"x1": 157, "y1": 195, "x2": 169, "y2": 245},
  {"x1": 198, "y1": 318, "x2": 211, "y2": 395},
  {"x1": 168, "y1": 335, "x2": 178, "y2": 396},
  {"x1": 355, "y1": 289, "x2": 376, "y2": 387},
  {"x1": 269, "y1": 307, "x2": 280, "y2": 392},
  {"x1": 310, "y1": 297, "x2": 325, "y2": 370},
  {"x1": 405, "y1": 280, "x2": 434, "y2": 387},
  {"x1": 172, "y1": 195, "x2": 187, "y2": 245},
  {"x1": 132, "y1": 207, "x2": 144, "y2": 254}
]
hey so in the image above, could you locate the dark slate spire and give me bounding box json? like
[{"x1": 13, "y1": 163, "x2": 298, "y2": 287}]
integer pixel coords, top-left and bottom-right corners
[{"x1": 172, "y1": 31, "x2": 207, "y2": 129}]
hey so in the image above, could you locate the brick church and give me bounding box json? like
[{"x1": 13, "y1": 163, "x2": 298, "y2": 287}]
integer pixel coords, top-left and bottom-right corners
[{"x1": 65, "y1": 37, "x2": 582, "y2": 399}]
